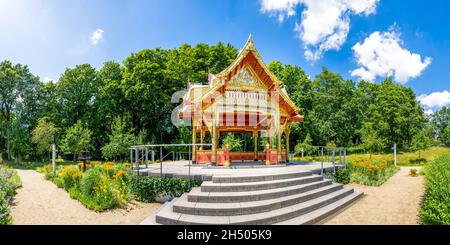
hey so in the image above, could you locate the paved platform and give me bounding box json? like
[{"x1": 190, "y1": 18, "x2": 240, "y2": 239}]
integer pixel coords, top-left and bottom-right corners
[{"x1": 134, "y1": 160, "x2": 343, "y2": 181}]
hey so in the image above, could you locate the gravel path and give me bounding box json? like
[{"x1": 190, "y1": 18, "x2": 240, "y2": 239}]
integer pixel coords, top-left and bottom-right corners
[
  {"x1": 10, "y1": 169, "x2": 161, "y2": 225},
  {"x1": 324, "y1": 167, "x2": 424, "y2": 225}
]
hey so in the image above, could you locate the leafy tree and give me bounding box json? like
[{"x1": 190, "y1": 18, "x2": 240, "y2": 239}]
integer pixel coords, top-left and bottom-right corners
[
  {"x1": 441, "y1": 126, "x2": 450, "y2": 147},
  {"x1": 431, "y1": 106, "x2": 450, "y2": 141},
  {"x1": 0, "y1": 60, "x2": 40, "y2": 159},
  {"x1": 101, "y1": 117, "x2": 135, "y2": 161},
  {"x1": 60, "y1": 121, "x2": 92, "y2": 161},
  {"x1": 362, "y1": 124, "x2": 387, "y2": 155},
  {"x1": 295, "y1": 133, "x2": 313, "y2": 157},
  {"x1": 9, "y1": 117, "x2": 30, "y2": 163},
  {"x1": 221, "y1": 133, "x2": 242, "y2": 151},
  {"x1": 57, "y1": 64, "x2": 99, "y2": 130},
  {"x1": 31, "y1": 117, "x2": 58, "y2": 156},
  {"x1": 411, "y1": 130, "x2": 432, "y2": 159}
]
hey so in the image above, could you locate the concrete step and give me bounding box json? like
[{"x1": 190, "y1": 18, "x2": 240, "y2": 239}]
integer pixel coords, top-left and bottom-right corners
[
  {"x1": 188, "y1": 179, "x2": 333, "y2": 203},
  {"x1": 173, "y1": 183, "x2": 343, "y2": 216},
  {"x1": 211, "y1": 171, "x2": 313, "y2": 184},
  {"x1": 155, "y1": 188, "x2": 354, "y2": 225},
  {"x1": 201, "y1": 175, "x2": 323, "y2": 192},
  {"x1": 274, "y1": 191, "x2": 364, "y2": 225}
]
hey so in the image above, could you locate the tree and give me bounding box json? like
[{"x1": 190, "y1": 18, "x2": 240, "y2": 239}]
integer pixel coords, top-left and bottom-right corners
[
  {"x1": 221, "y1": 133, "x2": 242, "y2": 151},
  {"x1": 60, "y1": 121, "x2": 92, "y2": 161},
  {"x1": 0, "y1": 60, "x2": 40, "y2": 159},
  {"x1": 31, "y1": 117, "x2": 58, "y2": 157},
  {"x1": 411, "y1": 130, "x2": 432, "y2": 159},
  {"x1": 361, "y1": 123, "x2": 387, "y2": 156},
  {"x1": 101, "y1": 117, "x2": 135, "y2": 161},
  {"x1": 431, "y1": 106, "x2": 450, "y2": 141},
  {"x1": 295, "y1": 133, "x2": 313, "y2": 157},
  {"x1": 441, "y1": 126, "x2": 450, "y2": 147}
]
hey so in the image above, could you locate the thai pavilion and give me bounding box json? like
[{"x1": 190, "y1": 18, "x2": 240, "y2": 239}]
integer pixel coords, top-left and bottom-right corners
[{"x1": 178, "y1": 35, "x2": 304, "y2": 165}]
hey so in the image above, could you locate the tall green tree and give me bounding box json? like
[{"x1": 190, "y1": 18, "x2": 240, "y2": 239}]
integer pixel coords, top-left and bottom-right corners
[
  {"x1": 0, "y1": 60, "x2": 40, "y2": 159},
  {"x1": 101, "y1": 117, "x2": 135, "y2": 161},
  {"x1": 31, "y1": 117, "x2": 58, "y2": 157},
  {"x1": 60, "y1": 121, "x2": 92, "y2": 161}
]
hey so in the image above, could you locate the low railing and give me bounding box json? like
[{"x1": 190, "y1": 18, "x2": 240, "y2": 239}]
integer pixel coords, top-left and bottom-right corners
[{"x1": 129, "y1": 143, "x2": 212, "y2": 187}]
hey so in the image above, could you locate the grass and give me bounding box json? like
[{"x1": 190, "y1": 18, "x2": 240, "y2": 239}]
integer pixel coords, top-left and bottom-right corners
[{"x1": 294, "y1": 147, "x2": 450, "y2": 167}]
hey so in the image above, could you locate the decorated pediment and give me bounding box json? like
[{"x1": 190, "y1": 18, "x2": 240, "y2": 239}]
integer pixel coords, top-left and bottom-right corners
[{"x1": 226, "y1": 65, "x2": 267, "y2": 91}]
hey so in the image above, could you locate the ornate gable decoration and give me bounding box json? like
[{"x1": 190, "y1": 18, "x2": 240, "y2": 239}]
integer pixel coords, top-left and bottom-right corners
[{"x1": 227, "y1": 66, "x2": 267, "y2": 91}]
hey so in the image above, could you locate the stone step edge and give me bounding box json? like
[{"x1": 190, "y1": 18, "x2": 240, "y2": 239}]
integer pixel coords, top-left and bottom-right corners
[
  {"x1": 173, "y1": 183, "x2": 344, "y2": 216},
  {"x1": 188, "y1": 180, "x2": 333, "y2": 203},
  {"x1": 201, "y1": 175, "x2": 323, "y2": 192},
  {"x1": 211, "y1": 171, "x2": 313, "y2": 183},
  {"x1": 155, "y1": 188, "x2": 354, "y2": 225},
  {"x1": 274, "y1": 190, "x2": 364, "y2": 225}
]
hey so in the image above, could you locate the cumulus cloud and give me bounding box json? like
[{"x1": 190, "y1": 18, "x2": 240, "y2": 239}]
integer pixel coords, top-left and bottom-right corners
[
  {"x1": 351, "y1": 29, "x2": 432, "y2": 83},
  {"x1": 418, "y1": 91, "x2": 450, "y2": 111},
  {"x1": 90, "y1": 29, "x2": 104, "y2": 45},
  {"x1": 260, "y1": 0, "x2": 379, "y2": 61}
]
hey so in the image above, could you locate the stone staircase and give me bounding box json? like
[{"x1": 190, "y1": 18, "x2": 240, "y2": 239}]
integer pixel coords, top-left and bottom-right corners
[{"x1": 153, "y1": 171, "x2": 363, "y2": 225}]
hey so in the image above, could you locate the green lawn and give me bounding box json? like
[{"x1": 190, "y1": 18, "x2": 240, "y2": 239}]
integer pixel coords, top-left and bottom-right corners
[{"x1": 296, "y1": 146, "x2": 450, "y2": 167}]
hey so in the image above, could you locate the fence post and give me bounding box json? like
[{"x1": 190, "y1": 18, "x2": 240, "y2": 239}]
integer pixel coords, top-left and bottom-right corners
[
  {"x1": 188, "y1": 144, "x2": 191, "y2": 189},
  {"x1": 130, "y1": 148, "x2": 133, "y2": 167},
  {"x1": 339, "y1": 149, "x2": 342, "y2": 165},
  {"x1": 52, "y1": 144, "x2": 56, "y2": 176},
  {"x1": 151, "y1": 150, "x2": 155, "y2": 165},
  {"x1": 344, "y1": 148, "x2": 347, "y2": 168},
  {"x1": 160, "y1": 146, "x2": 163, "y2": 178},
  {"x1": 332, "y1": 149, "x2": 336, "y2": 175},
  {"x1": 173, "y1": 151, "x2": 175, "y2": 161},
  {"x1": 394, "y1": 143, "x2": 397, "y2": 167},
  {"x1": 145, "y1": 147, "x2": 148, "y2": 168},
  {"x1": 135, "y1": 147, "x2": 139, "y2": 172},
  {"x1": 321, "y1": 147, "x2": 324, "y2": 176}
]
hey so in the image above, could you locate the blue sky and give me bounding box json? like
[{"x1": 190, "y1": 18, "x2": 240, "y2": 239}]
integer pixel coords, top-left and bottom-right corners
[{"x1": 0, "y1": 0, "x2": 449, "y2": 112}]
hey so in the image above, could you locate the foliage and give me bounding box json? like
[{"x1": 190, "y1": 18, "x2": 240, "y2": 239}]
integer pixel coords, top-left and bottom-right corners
[
  {"x1": 420, "y1": 154, "x2": 450, "y2": 225},
  {"x1": 0, "y1": 165, "x2": 22, "y2": 224},
  {"x1": 325, "y1": 168, "x2": 350, "y2": 184},
  {"x1": 221, "y1": 133, "x2": 242, "y2": 151},
  {"x1": 295, "y1": 133, "x2": 314, "y2": 156},
  {"x1": 31, "y1": 117, "x2": 58, "y2": 155},
  {"x1": 101, "y1": 117, "x2": 135, "y2": 160},
  {"x1": 346, "y1": 157, "x2": 399, "y2": 186},
  {"x1": 130, "y1": 175, "x2": 201, "y2": 203},
  {"x1": 58, "y1": 166, "x2": 82, "y2": 191},
  {"x1": 410, "y1": 130, "x2": 432, "y2": 158},
  {"x1": 441, "y1": 126, "x2": 450, "y2": 147},
  {"x1": 60, "y1": 120, "x2": 92, "y2": 160}
]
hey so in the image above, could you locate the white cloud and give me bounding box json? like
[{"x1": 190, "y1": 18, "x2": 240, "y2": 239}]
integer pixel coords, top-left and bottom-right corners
[
  {"x1": 90, "y1": 29, "x2": 104, "y2": 45},
  {"x1": 425, "y1": 109, "x2": 434, "y2": 116},
  {"x1": 43, "y1": 76, "x2": 52, "y2": 83},
  {"x1": 351, "y1": 29, "x2": 432, "y2": 83},
  {"x1": 418, "y1": 91, "x2": 450, "y2": 110},
  {"x1": 260, "y1": 0, "x2": 379, "y2": 61}
]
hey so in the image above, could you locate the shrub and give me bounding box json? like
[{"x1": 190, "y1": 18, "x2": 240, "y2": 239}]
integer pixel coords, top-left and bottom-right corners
[
  {"x1": 0, "y1": 166, "x2": 21, "y2": 225},
  {"x1": 37, "y1": 164, "x2": 55, "y2": 180},
  {"x1": 130, "y1": 175, "x2": 201, "y2": 203},
  {"x1": 0, "y1": 191, "x2": 12, "y2": 225},
  {"x1": 130, "y1": 175, "x2": 159, "y2": 202},
  {"x1": 420, "y1": 154, "x2": 450, "y2": 225},
  {"x1": 409, "y1": 168, "x2": 418, "y2": 177},
  {"x1": 325, "y1": 168, "x2": 350, "y2": 184},
  {"x1": 58, "y1": 166, "x2": 82, "y2": 190}
]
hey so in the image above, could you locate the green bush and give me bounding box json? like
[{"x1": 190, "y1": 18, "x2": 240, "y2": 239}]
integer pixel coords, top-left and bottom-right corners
[
  {"x1": 130, "y1": 175, "x2": 201, "y2": 203},
  {"x1": 0, "y1": 166, "x2": 21, "y2": 225},
  {"x1": 325, "y1": 168, "x2": 350, "y2": 184},
  {"x1": 0, "y1": 191, "x2": 12, "y2": 225},
  {"x1": 58, "y1": 166, "x2": 82, "y2": 191},
  {"x1": 420, "y1": 154, "x2": 450, "y2": 225}
]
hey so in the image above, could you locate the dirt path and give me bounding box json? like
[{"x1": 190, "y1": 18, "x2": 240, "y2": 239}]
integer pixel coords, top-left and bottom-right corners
[
  {"x1": 324, "y1": 167, "x2": 424, "y2": 225},
  {"x1": 10, "y1": 169, "x2": 161, "y2": 225}
]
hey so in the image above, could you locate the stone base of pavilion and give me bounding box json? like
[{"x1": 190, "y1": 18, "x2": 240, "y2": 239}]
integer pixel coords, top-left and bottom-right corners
[{"x1": 133, "y1": 160, "x2": 343, "y2": 181}]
